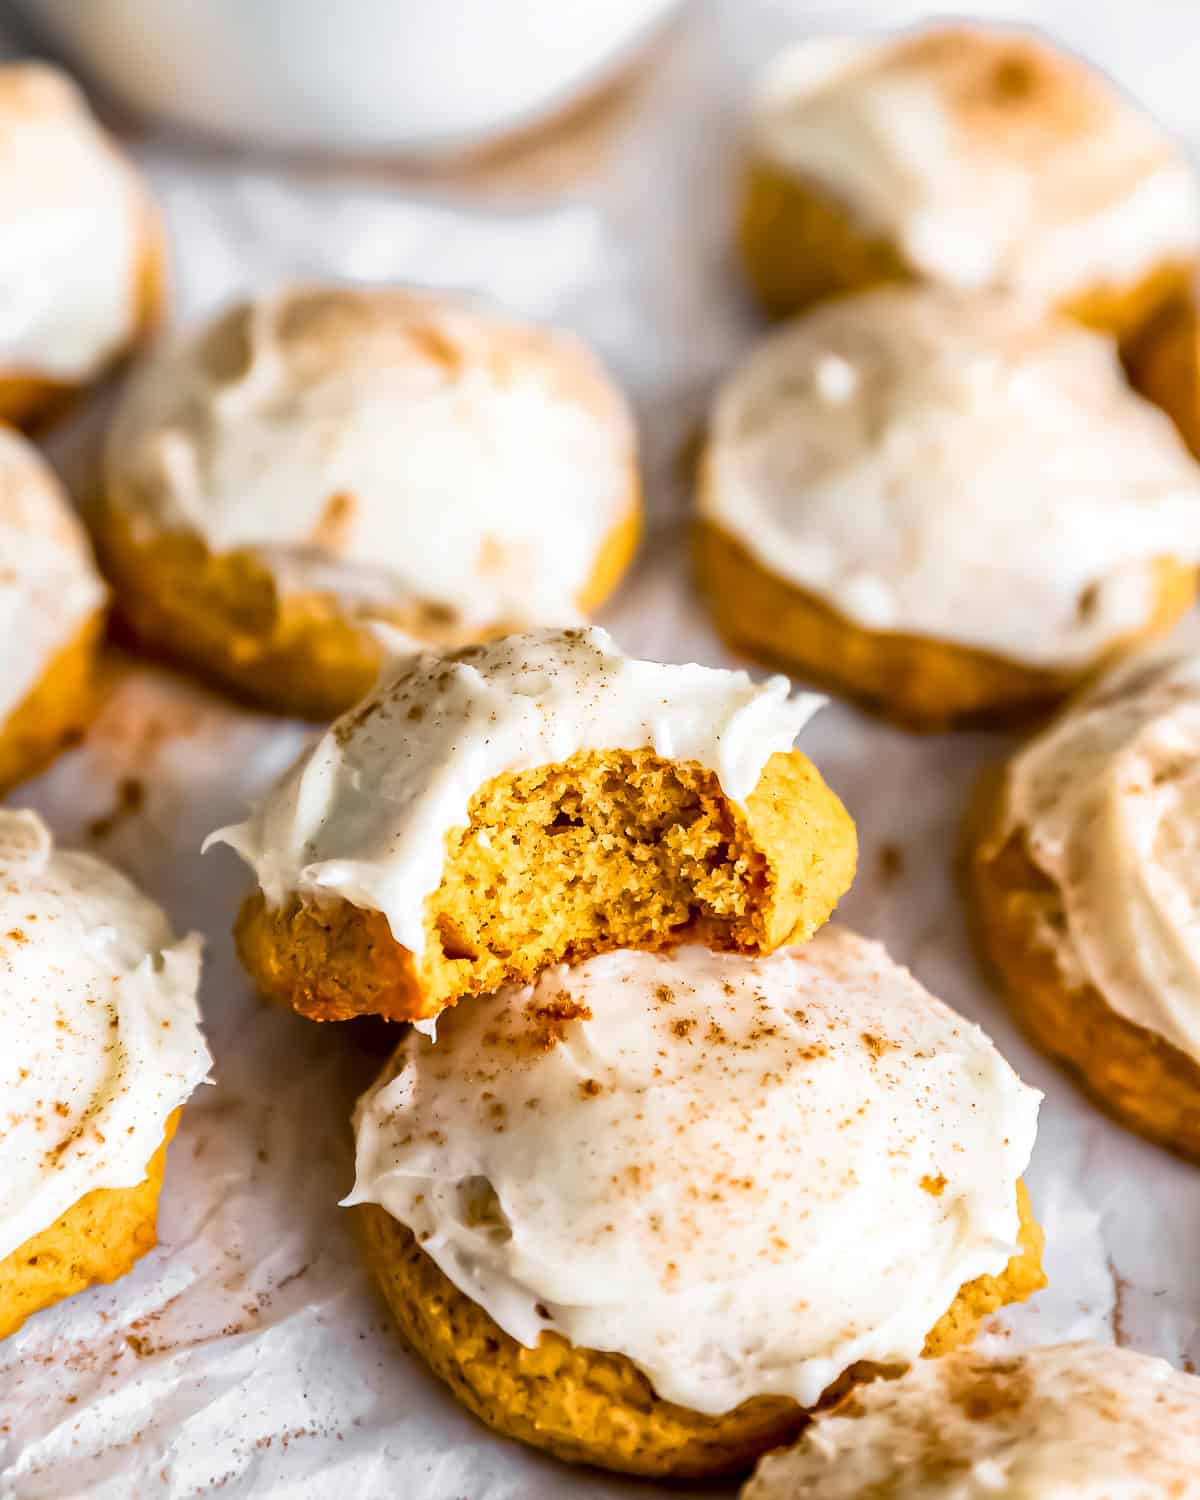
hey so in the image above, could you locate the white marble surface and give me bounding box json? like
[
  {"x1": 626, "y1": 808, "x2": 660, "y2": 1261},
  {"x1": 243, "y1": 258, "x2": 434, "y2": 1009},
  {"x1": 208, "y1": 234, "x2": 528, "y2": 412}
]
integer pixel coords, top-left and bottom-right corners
[{"x1": 0, "y1": 3, "x2": 1198, "y2": 1496}]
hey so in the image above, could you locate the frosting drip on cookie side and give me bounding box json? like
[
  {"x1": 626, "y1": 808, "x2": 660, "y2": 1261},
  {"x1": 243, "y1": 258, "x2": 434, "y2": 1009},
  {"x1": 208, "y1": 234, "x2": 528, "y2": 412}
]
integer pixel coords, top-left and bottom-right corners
[
  {"x1": 750, "y1": 28, "x2": 1200, "y2": 301},
  {"x1": 1000, "y1": 639, "x2": 1200, "y2": 1064},
  {"x1": 703, "y1": 287, "x2": 1200, "y2": 666},
  {"x1": 0, "y1": 428, "x2": 106, "y2": 721},
  {"x1": 106, "y1": 284, "x2": 636, "y2": 631},
  {"x1": 0, "y1": 811, "x2": 210, "y2": 1261},
  {"x1": 207, "y1": 626, "x2": 822, "y2": 954},
  {"x1": 742, "y1": 1342, "x2": 1200, "y2": 1499},
  {"x1": 0, "y1": 63, "x2": 144, "y2": 380},
  {"x1": 347, "y1": 931, "x2": 1040, "y2": 1416}
]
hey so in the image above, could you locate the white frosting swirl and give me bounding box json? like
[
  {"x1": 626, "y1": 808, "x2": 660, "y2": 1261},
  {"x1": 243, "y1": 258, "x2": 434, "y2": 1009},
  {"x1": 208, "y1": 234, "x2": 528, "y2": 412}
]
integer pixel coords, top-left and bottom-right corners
[
  {"x1": 750, "y1": 27, "x2": 1200, "y2": 303},
  {"x1": 347, "y1": 930, "x2": 1040, "y2": 1416},
  {"x1": 207, "y1": 626, "x2": 822, "y2": 954},
  {"x1": 742, "y1": 1341, "x2": 1200, "y2": 1499},
  {"x1": 1000, "y1": 635, "x2": 1200, "y2": 1065},
  {"x1": 0, "y1": 63, "x2": 147, "y2": 381},
  {"x1": 703, "y1": 286, "x2": 1200, "y2": 666},
  {"x1": 0, "y1": 810, "x2": 210, "y2": 1262},
  {"x1": 0, "y1": 426, "x2": 106, "y2": 723},
  {"x1": 105, "y1": 283, "x2": 636, "y2": 632}
]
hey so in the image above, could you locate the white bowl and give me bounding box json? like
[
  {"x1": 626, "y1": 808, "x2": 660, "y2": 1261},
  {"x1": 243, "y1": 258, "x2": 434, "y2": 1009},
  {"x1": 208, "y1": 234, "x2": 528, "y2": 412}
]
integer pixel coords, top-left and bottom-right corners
[{"x1": 17, "y1": 0, "x2": 681, "y2": 153}]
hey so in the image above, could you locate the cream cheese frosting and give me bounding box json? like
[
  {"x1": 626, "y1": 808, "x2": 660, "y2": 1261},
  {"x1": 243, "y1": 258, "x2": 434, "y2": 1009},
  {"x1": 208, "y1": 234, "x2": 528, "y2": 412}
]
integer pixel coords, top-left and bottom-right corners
[
  {"x1": 998, "y1": 636, "x2": 1200, "y2": 1066},
  {"x1": 749, "y1": 26, "x2": 1200, "y2": 304},
  {"x1": 347, "y1": 930, "x2": 1040, "y2": 1416},
  {"x1": 0, "y1": 810, "x2": 209, "y2": 1262},
  {"x1": 104, "y1": 283, "x2": 637, "y2": 632},
  {"x1": 207, "y1": 626, "x2": 822, "y2": 954},
  {"x1": 0, "y1": 62, "x2": 147, "y2": 381},
  {"x1": 741, "y1": 1341, "x2": 1200, "y2": 1499},
  {"x1": 0, "y1": 426, "x2": 106, "y2": 723},
  {"x1": 702, "y1": 286, "x2": 1200, "y2": 666}
]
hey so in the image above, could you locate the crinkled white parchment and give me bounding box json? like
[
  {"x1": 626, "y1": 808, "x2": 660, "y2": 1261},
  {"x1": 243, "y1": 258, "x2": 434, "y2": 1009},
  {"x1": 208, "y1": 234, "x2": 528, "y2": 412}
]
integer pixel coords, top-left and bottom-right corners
[{"x1": 1, "y1": 2, "x2": 1199, "y2": 1495}]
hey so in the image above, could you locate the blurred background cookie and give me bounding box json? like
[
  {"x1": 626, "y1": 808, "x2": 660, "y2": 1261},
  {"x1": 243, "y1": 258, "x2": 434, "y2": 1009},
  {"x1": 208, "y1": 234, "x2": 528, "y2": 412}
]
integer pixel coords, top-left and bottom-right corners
[
  {"x1": 348, "y1": 930, "x2": 1043, "y2": 1479},
  {"x1": 965, "y1": 636, "x2": 1200, "y2": 1159},
  {"x1": 0, "y1": 62, "x2": 163, "y2": 430},
  {"x1": 0, "y1": 810, "x2": 209, "y2": 1340},
  {"x1": 0, "y1": 426, "x2": 106, "y2": 791},
  {"x1": 211, "y1": 627, "x2": 855, "y2": 1025},
  {"x1": 737, "y1": 25, "x2": 1199, "y2": 342},
  {"x1": 741, "y1": 1341, "x2": 1200, "y2": 1499},
  {"x1": 694, "y1": 285, "x2": 1200, "y2": 728},
  {"x1": 1125, "y1": 288, "x2": 1200, "y2": 456},
  {"x1": 97, "y1": 283, "x2": 640, "y2": 718}
]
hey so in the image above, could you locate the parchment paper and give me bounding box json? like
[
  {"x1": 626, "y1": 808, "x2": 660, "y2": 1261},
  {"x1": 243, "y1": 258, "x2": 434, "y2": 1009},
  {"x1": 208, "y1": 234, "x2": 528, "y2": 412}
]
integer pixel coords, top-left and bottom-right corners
[{"x1": 1, "y1": 2, "x2": 1198, "y2": 1494}]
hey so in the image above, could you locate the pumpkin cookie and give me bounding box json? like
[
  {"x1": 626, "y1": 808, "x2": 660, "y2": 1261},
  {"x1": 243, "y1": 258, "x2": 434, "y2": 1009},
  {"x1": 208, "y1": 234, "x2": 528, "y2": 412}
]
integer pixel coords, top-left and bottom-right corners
[
  {"x1": 1125, "y1": 292, "x2": 1200, "y2": 457},
  {"x1": 738, "y1": 24, "x2": 1198, "y2": 341},
  {"x1": 742, "y1": 1342, "x2": 1200, "y2": 1498},
  {"x1": 0, "y1": 63, "x2": 164, "y2": 430},
  {"x1": 348, "y1": 930, "x2": 1044, "y2": 1479},
  {"x1": 211, "y1": 626, "x2": 856, "y2": 1025},
  {"x1": 0, "y1": 426, "x2": 107, "y2": 791},
  {"x1": 695, "y1": 286, "x2": 1200, "y2": 729},
  {"x1": 0, "y1": 810, "x2": 209, "y2": 1340},
  {"x1": 965, "y1": 638, "x2": 1200, "y2": 1159},
  {"x1": 97, "y1": 282, "x2": 640, "y2": 718}
]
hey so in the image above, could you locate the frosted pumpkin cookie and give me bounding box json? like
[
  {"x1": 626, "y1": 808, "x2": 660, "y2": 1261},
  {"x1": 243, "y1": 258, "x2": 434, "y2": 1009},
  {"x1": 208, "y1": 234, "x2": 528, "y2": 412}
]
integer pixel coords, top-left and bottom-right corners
[
  {"x1": 208, "y1": 626, "x2": 856, "y2": 1025},
  {"x1": 738, "y1": 25, "x2": 1199, "y2": 339},
  {"x1": 695, "y1": 286, "x2": 1200, "y2": 729},
  {"x1": 348, "y1": 930, "x2": 1044, "y2": 1479},
  {"x1": 96, "y1": 282, "x2": 640, "y2": 718},
  {"x1": 965, "y1": 638, "x2": 1200, "y2": 1158},
  {"x1": 742, "y1": 1341, "x2": 1200, "y2": 1499},
  {"x1": 0, "y1": 426, "x2": 107, "y2": 792},
  {"x1": 0, "y1": 810, "x2": 209, "y2": 1340},
  {"x1": 0, "y1": 63, "x2": 163, "y2": 430}
]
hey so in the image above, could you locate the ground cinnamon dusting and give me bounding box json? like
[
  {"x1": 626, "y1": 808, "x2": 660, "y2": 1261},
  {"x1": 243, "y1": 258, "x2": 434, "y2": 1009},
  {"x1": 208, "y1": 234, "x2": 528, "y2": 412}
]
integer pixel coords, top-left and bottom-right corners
[
  {"x1": 947, "y1": 1357, "x2": 1033, "y2": 1421},
  {"x1": 525, "y1": 994, "x2": 592, "y2": 1050}
]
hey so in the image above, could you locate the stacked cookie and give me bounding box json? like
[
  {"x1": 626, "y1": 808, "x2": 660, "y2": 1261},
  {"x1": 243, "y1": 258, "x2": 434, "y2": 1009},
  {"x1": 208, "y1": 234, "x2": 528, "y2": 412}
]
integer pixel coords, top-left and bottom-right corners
[{"x1": 214, "y1": 626, "x2": 1045, "y2": 1478}]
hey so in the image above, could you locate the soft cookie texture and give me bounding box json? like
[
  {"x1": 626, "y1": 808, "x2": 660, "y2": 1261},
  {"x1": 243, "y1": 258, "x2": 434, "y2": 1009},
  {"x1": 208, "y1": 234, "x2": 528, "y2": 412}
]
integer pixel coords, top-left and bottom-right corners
[
  {"x1": 0, "y1": 426, "x2": 107, "y2": 791},
  {"x1": 0, "y1": 811, "x2": 209, "y2": 1338},
  {"x1": 741, "y1": 1342, "x2": 1200, "y2": 1499},
  {"x1": 964, "y1": 638, "x2": 1200, "y2": 1158},
  {"x1": 695, "y1": 285, "x2": 1200, "y2": 728},
  {"x1": 0, "y1": 62, "x2": 164, "y2": 429},
  {"x1": 738, "y1": 25, "x2": 1199, "y2": 339},
  {"x1": 348, "y1": 934, "x2": 1043, "y2": 1478},
  {"x1": 212, "y1": 628, "x2": 855, "y2": 1024},
  {"x1": 0, "y1": 1115, "x2": 177, "y2": 1342},
  {"x1": 97, "y1": 283, "x2": 640, "y2": 717}
]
